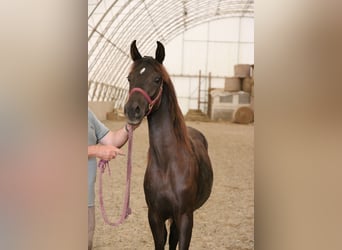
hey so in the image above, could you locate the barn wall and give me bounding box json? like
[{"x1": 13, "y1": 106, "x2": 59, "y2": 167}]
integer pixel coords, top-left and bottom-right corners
[{"x1": 165, "y1": 17, "x2": 254, "y2": 114}]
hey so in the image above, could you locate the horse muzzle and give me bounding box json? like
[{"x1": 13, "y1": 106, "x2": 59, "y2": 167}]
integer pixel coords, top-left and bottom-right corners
[
  {"x1": 124, "y1": 84, "x2": 163, "y2": 125},
  {"x1": 124, "y1": 99, "x2": 147, "y2": 125}
]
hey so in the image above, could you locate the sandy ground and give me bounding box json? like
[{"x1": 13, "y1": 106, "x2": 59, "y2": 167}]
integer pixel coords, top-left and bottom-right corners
[{"x1": 93, "y1": 120, "x2": 254, "y2": 250}]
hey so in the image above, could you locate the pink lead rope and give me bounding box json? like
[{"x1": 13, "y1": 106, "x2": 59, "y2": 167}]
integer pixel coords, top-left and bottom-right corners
[{"x1": 97, "y1": 125, "x2": 133, "y2": 226}]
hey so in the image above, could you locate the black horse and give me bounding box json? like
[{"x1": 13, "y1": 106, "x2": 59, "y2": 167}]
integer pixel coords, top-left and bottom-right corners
[{"x1": 124, "y1": 40, "x2": 213, "y2": 250}]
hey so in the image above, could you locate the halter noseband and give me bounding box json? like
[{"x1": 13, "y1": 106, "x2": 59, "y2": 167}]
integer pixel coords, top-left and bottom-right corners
[{"x1": 129, "y1": 83, "x2": 163, "y2": 116}]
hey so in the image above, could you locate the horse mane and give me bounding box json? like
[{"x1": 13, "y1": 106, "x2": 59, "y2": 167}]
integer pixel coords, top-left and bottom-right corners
[
  {"x1": 157, "y1": 64, "x2": 192, "y2": 151},
  {"x1": 130, "y1": 58, "x2": 192, "y2": 151}
]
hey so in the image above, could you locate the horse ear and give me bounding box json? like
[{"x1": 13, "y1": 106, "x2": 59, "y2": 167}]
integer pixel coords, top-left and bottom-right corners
[
  {"x1": 155, "y1": 41, "x2": 165, "y2": 64},
  {"x1": 130, "y1": 40, "x2": 142, "y2": 61}
]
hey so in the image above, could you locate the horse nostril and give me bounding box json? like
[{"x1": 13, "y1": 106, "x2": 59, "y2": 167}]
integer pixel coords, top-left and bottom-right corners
[{"x1": 134, "y1": 105, "x2": 140, "y2": 117}]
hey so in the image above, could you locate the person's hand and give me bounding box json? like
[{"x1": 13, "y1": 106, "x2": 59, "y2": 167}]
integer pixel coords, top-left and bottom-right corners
[{"x1": 96, "y1": 144, "x2": 125, "y2": 161}]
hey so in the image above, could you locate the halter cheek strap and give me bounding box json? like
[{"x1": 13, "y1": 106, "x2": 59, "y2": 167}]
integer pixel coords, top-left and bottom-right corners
[{"x1": 129, "y1": 83, "x2": 163, "y2": 116}]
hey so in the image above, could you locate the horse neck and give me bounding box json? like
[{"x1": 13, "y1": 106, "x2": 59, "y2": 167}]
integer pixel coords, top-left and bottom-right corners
[{"x1": 147, "y1": 84, "x2": 189, "y2": 154}]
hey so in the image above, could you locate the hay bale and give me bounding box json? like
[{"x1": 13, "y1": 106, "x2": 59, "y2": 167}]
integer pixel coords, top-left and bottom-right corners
[
  {"x1": 106, "y1": 109, "x2": 126, "y2": 121},
  {"x1": 185, "y1": 109, "x2": 210, "y2": 122},
  {"x1": 242, "y1": 77, "x2": 254, "y2": 93},
  {"x1": 233, "y1": 106, "x2": 254, "y2": 124},
  {"x1": 106, "y1": 111, "x2": 116, "y2": 120},
  {"x1": 224, "y1": 77, "x2": 241, "y2": 92},
  {"x1": 234, "y1": 64, "x2": 251, "y2": 78}
]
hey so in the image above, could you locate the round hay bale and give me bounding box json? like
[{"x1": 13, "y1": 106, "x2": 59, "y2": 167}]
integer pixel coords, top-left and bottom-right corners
[
  {"x1": 224, "y1": 77, "x2": 241, "y2": 92},
  {"x1": 234, "y1": 64, "x2": 251, "y2": 78},
  {"x1": 233, "y1": 106, "x2": 254, "y2": 124},
  {"x1": 242, "y1": 77, "x2": 254, "y2": 93}
]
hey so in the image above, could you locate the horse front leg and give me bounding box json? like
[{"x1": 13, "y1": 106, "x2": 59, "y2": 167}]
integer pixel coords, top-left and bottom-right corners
[
  {"x1": 176, "y1": 212, "x2": 194, "y2": 250},
  {"x1": 148, "y1": 209, "x2": 167, "y2": 250},
  {"x1": 169, "y1": 219, "x2": 179, "y2": 250}
]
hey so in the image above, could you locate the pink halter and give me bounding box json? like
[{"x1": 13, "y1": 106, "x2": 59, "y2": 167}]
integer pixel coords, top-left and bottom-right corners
[{"x1": 129, "y1": 83, "x2": 163, "y2": 116}]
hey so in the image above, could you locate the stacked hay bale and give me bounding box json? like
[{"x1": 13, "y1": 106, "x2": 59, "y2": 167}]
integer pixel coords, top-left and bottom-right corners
[
  {"x1": 184, "y1": 109, "x2": 211, "y2": 122},
  {"x1": 224, "y1": 77, "x2": 241, "y2": 92},
  {"x1": 209, "y1": 64, "x2": 254, "y2": 124},
  {"x1": 232, "y1": 64, "x2": 254, "y2": 124},
  {"x1": 106, "y1": 108, "x2": 126, "y2": 121}
]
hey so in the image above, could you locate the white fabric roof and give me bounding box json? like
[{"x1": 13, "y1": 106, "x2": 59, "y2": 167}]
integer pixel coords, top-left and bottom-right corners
[{"x1": 88, "y1": 0, "x2": 254, "y2": 104}]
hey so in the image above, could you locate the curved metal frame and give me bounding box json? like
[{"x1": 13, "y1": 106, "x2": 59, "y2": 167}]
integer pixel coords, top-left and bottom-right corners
[{"x1": 88, "y1": 0, "x2": 254, "y2": 105}]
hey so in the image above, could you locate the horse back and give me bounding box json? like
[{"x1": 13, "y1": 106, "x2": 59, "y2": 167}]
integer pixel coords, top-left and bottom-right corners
[{"x1": 187, "y1": 126, "x2": 213, "y2": 209}]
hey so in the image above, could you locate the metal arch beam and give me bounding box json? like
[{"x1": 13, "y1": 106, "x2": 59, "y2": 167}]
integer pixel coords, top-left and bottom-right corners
[
  {"x1": 163, "y1": 15, "x2": 254, "y2": 45},
  {"x1": 88, "y1": 0, "x2": 104, "y2": 20},
  {"x1": 116, "y1": 2, "x2": 253, "y2": 57},
  {"x1": 100, "y1": 0, "x2": 252, "y2": 101},
  {"x1": 89, "y1": 1, "x2": 252, "y2": 47},
  {"x1": 90, "y1": 0, "x2": 253, "y2": 68},
  {"x1": 88, "y1": 0, "x2": 254, "y2": 74},
  {"x1": 88, "y1": 0, "x2": 120, "y2": 42},
  {"x1": 90, "y1": 1, "x2": 179, "y2": 87},
  {"x1": 88, "y1": 0, "x2": 254, "y2": 102},
  {"x1": 90, "y1": 20, "x2": 251, "y2": 99},
  {"x1": 88, "y1": 0, "x2": 138, "y2": 62},
  {"x1": 88, "y1": 0, "x2": 161, "y2": 79}
]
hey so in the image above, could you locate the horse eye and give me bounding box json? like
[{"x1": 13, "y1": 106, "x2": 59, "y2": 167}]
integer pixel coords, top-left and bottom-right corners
[
  {"x1": 154, "y1": 77, "x2": 161, "y2": 84},
  {"x1": 127, "y1": 76, "x2": 131, "y2": 82}
]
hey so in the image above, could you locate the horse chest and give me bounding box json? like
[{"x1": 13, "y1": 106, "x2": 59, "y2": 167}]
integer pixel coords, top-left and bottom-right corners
[
  {"x1": 144, "y1": 162, "x2": 197, "y2": 209},
  {"x1": 145, "y1": 160, "x2": 195, "y2": 189},
  {"x1": 144, "y1": 167, "x2": 175, "y2": 192}
]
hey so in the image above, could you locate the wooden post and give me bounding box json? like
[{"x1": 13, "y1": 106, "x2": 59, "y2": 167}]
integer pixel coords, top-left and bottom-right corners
[
  {"x1": 207, "y1": 72, "x2": 212, "y2": 118},
  {"x1": 198, "y1": 70, "x2": 201, "y2": 110}
]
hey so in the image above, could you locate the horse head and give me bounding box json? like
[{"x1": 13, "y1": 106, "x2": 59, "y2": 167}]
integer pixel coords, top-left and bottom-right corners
[{"x1": 124, "y1": 40, "x2": 165, "y2": 125}]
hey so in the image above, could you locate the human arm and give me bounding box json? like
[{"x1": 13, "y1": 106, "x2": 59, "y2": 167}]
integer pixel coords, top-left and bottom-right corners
[
  {"x1": 99, "y1": 124, "x2": 137, "y2": 148},
  {"x1": 88, "y1": 110, "x2": 134, "y2": 161},
  {"x1": 88, "y1": 144, "x2": 125, "y2": 161}
]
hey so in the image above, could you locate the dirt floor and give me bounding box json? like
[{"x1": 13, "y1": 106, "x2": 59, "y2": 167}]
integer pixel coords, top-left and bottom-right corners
[{"x1": 93, "y1": 120, "x2": 254, "y2": 250}]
